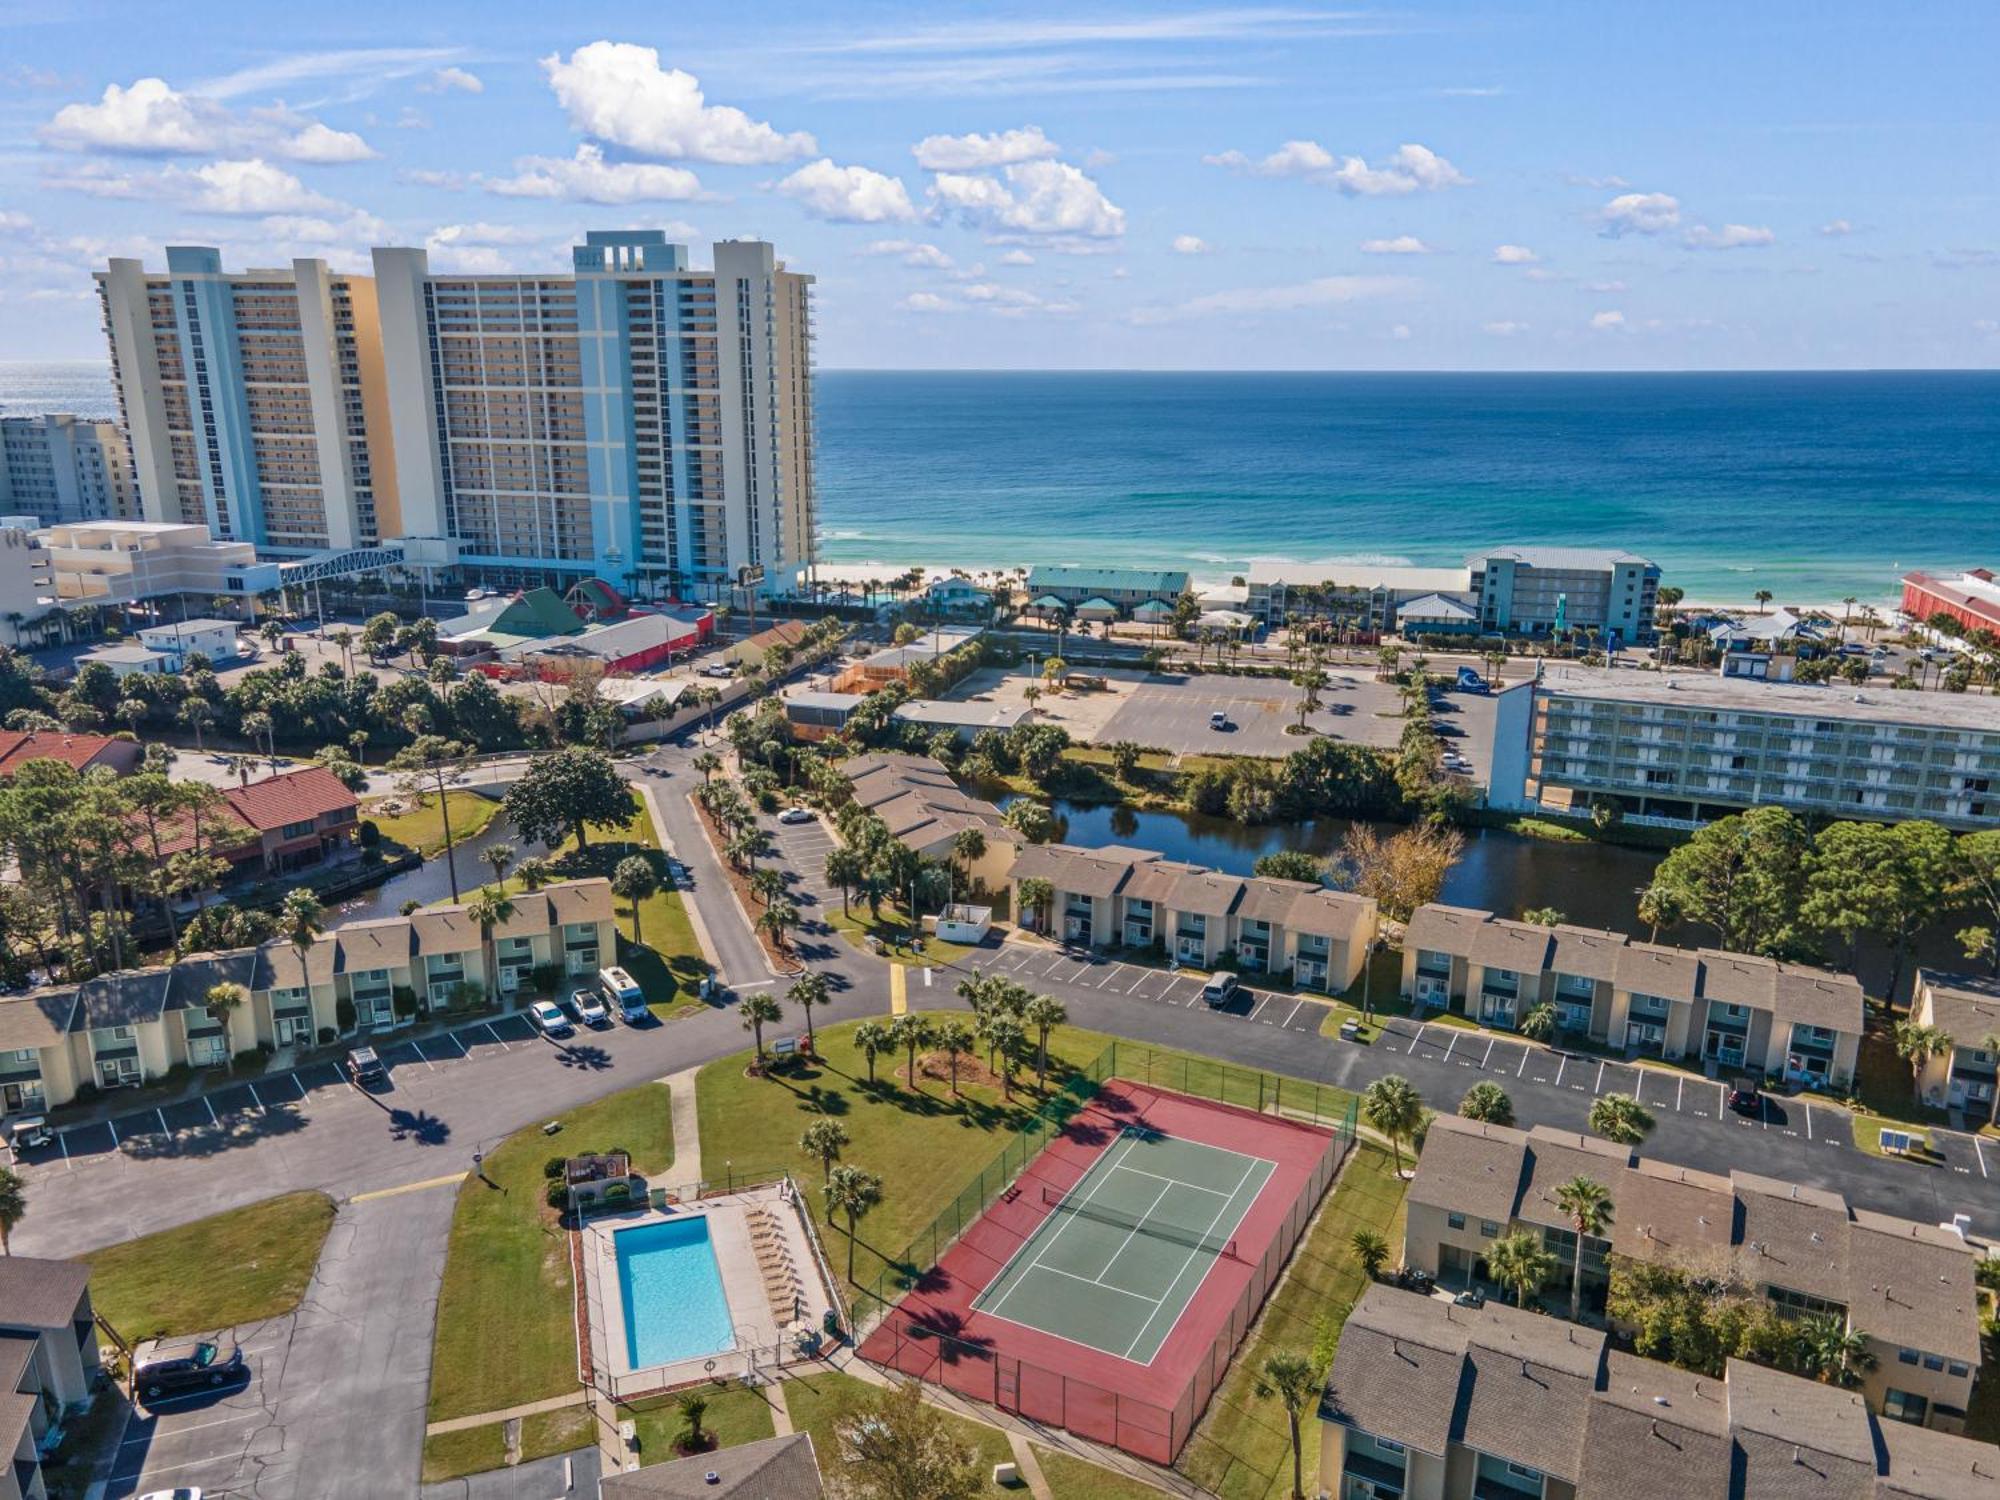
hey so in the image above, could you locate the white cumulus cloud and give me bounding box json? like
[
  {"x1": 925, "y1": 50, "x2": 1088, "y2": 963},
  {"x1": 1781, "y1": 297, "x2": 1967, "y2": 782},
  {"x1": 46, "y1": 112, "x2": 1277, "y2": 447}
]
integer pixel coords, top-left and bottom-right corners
[
  {"x1": 41, "y1": 77, "x2": 375, "y2": 162},
  {"x1": 1598, "y1": 192, "x2": 1680, "y2": 236},
  {"x1": 1203, "y1": 140, "x2": 1469, "y2": 196},
  {"x1": 541, "y1": 42, "x2": 815, "y2": 165},
  {"x1": 1361, "y1": 235, "x2": 1432, "y2": 255},
  {"x1": 911, "y1": 125, "x2": 1059, "y2": 171},
  {"x1": 777, "y1": 159, "x2": 916, "y2": 223},
  {"x1": 424, "y1": 66, "x2": 484, "y2": 95},
  {"x1": 901, "y1": 291, "x2": 955, "y2": 313},
  {"x1": 1819, "y1": 219, "x2": 1852, "y2": 237},
  {"x1": 1591, "y1": 309, "x2": 1626, "y2": 330},
  {"x1": 1583, "y1": 279, "x2": 1628, "y2": 294},
  {"x1": 182, "y1": 158, "x2": 339, "y2": 215},
  {"x1": 998, "y1": 248, "x2": 1035, "y2": 265},
  {"x1": 960, "y1": 281, "x2": 1078, "y2": 316},
  {"x1": 1491, "y1": 244, "x2": 1538, "y2": 264},
  {"x1": 1171, "y1": 234, "x2": 1210, "y2": 255},
  {"x1": 863, "y1": 239, "x2": 954, "y2": 268},
  {"x1": 1483, "y1": 320, "x2": 1528, "y2": 336},
  {"x1": 485, "y1": 143, "x2": 701, "y2": 203},
  {"x1": 1684, "y1": 222, "x2": 1774, "y2": 250},
  {"x1": 930, "y1": 158, "x2": 1125, "y2": 241}
]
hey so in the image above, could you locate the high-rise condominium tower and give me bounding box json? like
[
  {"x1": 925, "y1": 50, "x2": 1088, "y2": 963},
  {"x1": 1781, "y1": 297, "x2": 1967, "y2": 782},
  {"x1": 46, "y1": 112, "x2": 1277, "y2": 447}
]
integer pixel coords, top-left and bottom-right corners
[{"x1": 97, "y1": 233, "x2": 816, "y2": 598}]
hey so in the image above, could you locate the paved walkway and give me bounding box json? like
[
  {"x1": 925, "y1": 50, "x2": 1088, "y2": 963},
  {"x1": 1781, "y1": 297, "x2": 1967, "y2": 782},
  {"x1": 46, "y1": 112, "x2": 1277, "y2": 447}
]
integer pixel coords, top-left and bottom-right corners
[
  {"x1": 661, "y1": 1066, "x2": 704, "y2": 1187},
  {"x1": 425, "y1": 1391, "x2": 588, "y2": 1438},
  {"x1": 767, "y1": 1381, "x2": 794, "y2": 1436},
  {"x1": 1007, "y1": 1431, "x2": 1055, "y2": 1499}
]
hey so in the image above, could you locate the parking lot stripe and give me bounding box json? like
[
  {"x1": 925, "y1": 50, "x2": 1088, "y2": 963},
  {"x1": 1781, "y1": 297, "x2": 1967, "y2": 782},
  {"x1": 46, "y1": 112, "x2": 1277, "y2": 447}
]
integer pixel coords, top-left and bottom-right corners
[
  {"x1": 411, "y1": 1039, "x2": 435, "y2": 1071},
  {"x1": 1248, "y1": 993, "x2": 1273, "y2": 1023},
  {"x1": 1553, "y1": 1055, "x2": 1566, "y2": 1088},
  {"x1": 1592, "y1": 1061, "x2": 1606, "y2": 1094},
  {"x1": 1413, "y1": 1024, "x2": 1428, "y2": 1051},
  {"x1": 56, "y1": 1131, "x2": 68, "y2": 1166},
  {"x1": 1805, "y1": 1105, "x2": 1813, "y2": 1142},
  {"x1": 1517, "y1": 1048, "x2": 1529, "y2": 1078},
  {"x1": 156, "y1": 1108, "x2": 169, "y2": 1139},
  {"x1": 1676, "y1": 1076, "x2": 1684, "y2": 1112},
  {"x1": 245, "y1": 1080, "x2": 265, "y2": 1113},
  {"x1": 1283, "y1": 999, "x2": 1305, "y2": 1029},
  {"x1": 203, "y1": 1097, "x2": 218, "y2": 1127},
  {"x1": 1441, "y1": 1031, "x2": 1457, "y2": 1061},
  {"x1": 1975, "y1": 1135, "x2": 1989, "y2": 1179},
  {"x1": 1481, "y1": 1037, "x2": 1495, "y2": 1068},
  {"x1": 481, "y1": 1021, "x2": 509, "y2": 1052},
  {"x1": 1100, "y1": 964, "x2": 1125, "y2": 989}
]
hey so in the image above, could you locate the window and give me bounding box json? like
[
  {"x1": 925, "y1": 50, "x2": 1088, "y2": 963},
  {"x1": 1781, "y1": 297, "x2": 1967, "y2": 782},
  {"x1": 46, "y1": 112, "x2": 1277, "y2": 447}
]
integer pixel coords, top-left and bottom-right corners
[
  {"x1": 1768, "y1": 1286, "x2": 1845, "y2": 1320},
  {"x1": 1376, "y1": 1438, "x2": 1404, "y2": 1455},
  {"x1": 1481, "y1": 1220, "x2": 1500, "y2": 1239},
  {"x1": 1882, "y1": 1389, "x2": 1928, "y2": 1425},
  {"x1": 9, "y1": 1049, "x2": 32, "y2": 1065},
  {"x1": 1948, "y1": 1362, "x2": 1970, "y2": 1378},
  {"x1": 1923, "y1": 1353, "x2": 1945, "y2": 1372},
  {"x1": 1899, "y1": 1349, "x2": 1920, "y2": 1366},
  {"x1": 1447, "y1": 1212, "x2": 1467, "y2": 1231}
]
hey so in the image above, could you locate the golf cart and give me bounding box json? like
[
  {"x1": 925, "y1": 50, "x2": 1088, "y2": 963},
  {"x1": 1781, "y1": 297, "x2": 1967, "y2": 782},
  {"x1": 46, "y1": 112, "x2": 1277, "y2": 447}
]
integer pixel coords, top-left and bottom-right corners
[{"x1": 6, "y1": 1116, "x2": 50, "y2": 1157}]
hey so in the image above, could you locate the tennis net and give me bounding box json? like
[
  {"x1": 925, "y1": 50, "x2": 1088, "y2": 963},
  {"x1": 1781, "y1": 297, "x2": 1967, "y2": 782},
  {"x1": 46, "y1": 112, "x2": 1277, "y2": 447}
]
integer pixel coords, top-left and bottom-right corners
[{"x1": 1040, "y1": 1185, "x2": 1238, "y2": 1260}]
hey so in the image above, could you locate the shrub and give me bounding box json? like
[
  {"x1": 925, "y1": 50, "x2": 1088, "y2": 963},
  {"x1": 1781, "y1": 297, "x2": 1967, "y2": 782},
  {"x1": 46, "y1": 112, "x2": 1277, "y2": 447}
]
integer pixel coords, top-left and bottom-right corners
[
  {"x1": 358, "y1": 819, "x2": 381, "y2": 848},
  {"x1": 392, "y1": 984, "x2": 418, "y2": 1018},
  {"x1": 544, "y1": 1181, "x2": 568, "y2": 1211},
  {"x1": 543, "y1": 1156, "x2": 568, "y2": 1181},
  {"x1": 335, "y1": 996, "x2": 357, "y2": 1032},
  {"x1": 317, "y1": 1026, "x2": 337, "y2": 1045}
]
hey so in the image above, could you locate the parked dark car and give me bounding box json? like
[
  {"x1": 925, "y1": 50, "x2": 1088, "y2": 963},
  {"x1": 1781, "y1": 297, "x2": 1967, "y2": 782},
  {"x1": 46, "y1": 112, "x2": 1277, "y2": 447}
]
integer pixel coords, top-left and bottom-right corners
[
  {"x1": 135, "y1": 1340, "x2": 244, "y2": 1403},
  {"x1": 346, "y1": 1048, "x2": 386, "y2": 1087},
  {"x1": 1727, "y1": 1078, "x2": 1764, "y2": 1116}
]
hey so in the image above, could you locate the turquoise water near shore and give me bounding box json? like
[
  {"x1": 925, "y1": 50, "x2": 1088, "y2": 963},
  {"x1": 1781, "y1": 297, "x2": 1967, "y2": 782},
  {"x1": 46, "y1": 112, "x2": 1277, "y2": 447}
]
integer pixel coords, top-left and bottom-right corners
[{"x1": 7, "y1": 362, "x2": 1995, "y2": 601}]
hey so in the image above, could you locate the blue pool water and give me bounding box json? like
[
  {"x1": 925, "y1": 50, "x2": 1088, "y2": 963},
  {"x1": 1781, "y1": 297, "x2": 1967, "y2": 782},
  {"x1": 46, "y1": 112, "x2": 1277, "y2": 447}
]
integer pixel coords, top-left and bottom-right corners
[{"x1": 615, "y1": 1217, "x2": 735, "y2": 1369}]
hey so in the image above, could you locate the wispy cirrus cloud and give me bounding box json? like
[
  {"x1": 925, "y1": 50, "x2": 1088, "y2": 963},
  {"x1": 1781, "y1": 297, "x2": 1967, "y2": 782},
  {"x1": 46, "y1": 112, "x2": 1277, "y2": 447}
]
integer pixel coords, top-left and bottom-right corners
[
  {"x1": 1205, "y1": 140, "x2": 1468, "y2": 195},
  {"x1": 1129, "y1": 272, "x2": 1414, "y2": 324}
]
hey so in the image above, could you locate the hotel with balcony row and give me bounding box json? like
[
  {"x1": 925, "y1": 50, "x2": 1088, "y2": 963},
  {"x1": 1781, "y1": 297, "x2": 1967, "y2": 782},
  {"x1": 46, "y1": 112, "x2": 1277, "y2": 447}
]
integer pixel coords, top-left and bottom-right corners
[
  {"x1": 1401, "y1": 904, "x2": 1864, "y2": 1088},
  {"x1": 0, "y1": 878, "x2": 615, "y2": 1112},
  {"x1": 92, "y1": 232, "x2": 814, "y2": 600},
  {"x1": 1489, "y1": 665, "x2": 2000, "y2": 831}
]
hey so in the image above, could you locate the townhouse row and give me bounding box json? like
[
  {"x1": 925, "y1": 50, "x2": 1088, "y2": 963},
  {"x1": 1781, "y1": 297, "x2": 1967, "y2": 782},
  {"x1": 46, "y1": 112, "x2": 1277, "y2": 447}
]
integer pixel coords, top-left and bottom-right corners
[
  {"x1": 0, "y1": 879, "x2": 617, "y2": 1111},
  {"x1": 1911, "y1": 968, "x2": 2000, "y2": 1121},
  {"x1": 1005, "y1": 841, "x2": 1381, "y2": 992},
  {"x1": 1322, "y1": 1283, "x2": 1994, "y2": 1500},
  {"x1": 1405, "y1": 1114, "x2": 1985, "y2": 1433},
  {"x1": 1401, "y1": 903, "x2": 1864, "y2": 1088}
]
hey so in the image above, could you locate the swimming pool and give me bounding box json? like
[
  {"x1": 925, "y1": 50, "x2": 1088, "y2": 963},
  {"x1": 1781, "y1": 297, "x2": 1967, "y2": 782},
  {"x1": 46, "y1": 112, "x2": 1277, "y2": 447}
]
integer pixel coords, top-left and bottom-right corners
[{"x1": 614, "y1": 1216, "x2": 735, "y2": 1369}]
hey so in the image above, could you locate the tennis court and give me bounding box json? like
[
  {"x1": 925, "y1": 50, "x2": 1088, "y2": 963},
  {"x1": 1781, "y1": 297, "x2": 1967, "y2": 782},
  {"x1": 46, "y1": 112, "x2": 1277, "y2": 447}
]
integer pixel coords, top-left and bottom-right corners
[{"x1": 973, "y1": 1128, "x2": 1276, "y2": 1365}]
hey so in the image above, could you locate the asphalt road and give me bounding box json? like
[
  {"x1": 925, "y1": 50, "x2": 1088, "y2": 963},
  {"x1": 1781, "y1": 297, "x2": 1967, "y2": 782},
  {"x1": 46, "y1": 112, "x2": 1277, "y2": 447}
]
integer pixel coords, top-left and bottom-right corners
[{"x1": 107, "y1": 1186, "x2": 457, "y2": 1499}]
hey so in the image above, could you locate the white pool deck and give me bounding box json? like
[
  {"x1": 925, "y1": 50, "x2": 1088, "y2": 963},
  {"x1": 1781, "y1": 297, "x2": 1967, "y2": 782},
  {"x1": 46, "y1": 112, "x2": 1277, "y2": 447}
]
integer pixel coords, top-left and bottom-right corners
[{"x1": 581, "y1": 1180, "x2": 838, "y2": 1399}]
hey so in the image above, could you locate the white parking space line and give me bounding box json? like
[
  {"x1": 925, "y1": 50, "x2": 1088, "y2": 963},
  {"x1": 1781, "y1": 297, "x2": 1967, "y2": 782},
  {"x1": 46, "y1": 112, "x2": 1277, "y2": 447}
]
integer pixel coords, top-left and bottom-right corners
[
  {"x1": 1248, "y1": 992, "x2": 1273, "y2": 1023},
  {"x1": 1414, "y1": 1024, "x2": 1429, "y2": 1051},
  {"x1": 1517, "y1": 1048, "x2": 1529, "y2": 1078},
  {"x1": 1716, "y1": 1082, "x2": 1728, "y2": 1116},
  {"x1": 481, "y1": 1021, "x2": 509, "y2": 1052},
  {"x1": 203, "y1": 1097, "x2": 217, "y2": 1127},
  {"x1": 1594, "y1": 1061, "x2": 1606, "y2": 1094},
  {"x1": 1283, "y1": 999, "x2": 1305, "y2": 1029},
  {"x1": 56, "y1": 1132, "x2": 69, "y2": 1166},
  {"x1": 156, "y1": 1108, "x2": 169, "y2": 1138},
  {"x1": 923, "y1": 968, "x2": 933, "y2": 987},
  {"x1": 1553, "y1": 1055, "x2": 1566, "y2": 1088},
  {"x1": 1481, "y1": 1037, "x2": 1495, "y2": 1068},
  {"x1": 1676, "y1": 1076, "x2": 1684, "y2": 1112},
  {"x1": 1805, "y1": 1105, "x2": 1813, "y2": 1142},
  {"x1": 1100, "y1": 964, "x2": 1126, "y2": 990},
  {"x1": 245, "y1": 1081, "x2": 265, "y2": 1113},
  {"x1": 1127, "y1": 972, "x2": 1152, "y2": 994},
  {"x1": 410, "y1": 1039, "x2": 435, "y2": 1071},
  {"x1": 1975, "y1": 1135, "x2": 1989, "y2": 1178},
  {"x1": 120, "y1": 1409, "x2": 265, "y2": 1445},
  {"x1": 1440, "y1": 1031, "x2": 1457, "y2": 1061}
]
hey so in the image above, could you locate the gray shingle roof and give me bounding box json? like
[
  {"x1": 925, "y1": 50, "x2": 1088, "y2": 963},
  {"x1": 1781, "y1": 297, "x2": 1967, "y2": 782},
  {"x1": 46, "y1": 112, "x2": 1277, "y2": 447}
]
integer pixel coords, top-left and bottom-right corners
[
  {"x1": 0, "y1": 1256, "x2": 92, "y2": 1329},
  {"x1": 1916, "y1": 970, "x2": 2000, "y2": 1048},
  {"x1": 1407, "y1": 1116, "x2": 1532, "y2": 1225},
  {"x1": 1469, "y1": 918, "x2": 1554, "y2": 975},
  {"x1": 598, "y1": 1432, "x2": 824, "y2": 1498},
  {"x1": 1007, "y1": 842, "x2": 1155, "y2": 900},
  {"x1": 0, "y1": 991, "x2": 78, "y2": 1052},
  {"x1": 1548, "y1": 925, "x2": 1626, "y2": 983},
  {"x1": 1402, "y1": 903, "x2": 1490, "y2": 957}
]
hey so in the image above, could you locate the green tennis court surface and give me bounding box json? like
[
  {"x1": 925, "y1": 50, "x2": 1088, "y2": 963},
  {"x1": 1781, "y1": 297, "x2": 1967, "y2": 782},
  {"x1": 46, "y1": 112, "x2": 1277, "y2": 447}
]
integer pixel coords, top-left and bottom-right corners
[{"x1": 972, "y1": 1128, "x2": 1276, "y2": 1365}]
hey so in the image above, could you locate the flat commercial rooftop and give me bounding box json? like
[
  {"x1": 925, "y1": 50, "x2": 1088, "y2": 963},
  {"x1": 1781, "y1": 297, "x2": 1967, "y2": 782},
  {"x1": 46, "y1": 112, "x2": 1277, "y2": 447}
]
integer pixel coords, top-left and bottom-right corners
[{"x1": 1534, "y1": 664, "x2": 2000, "y2": 731}]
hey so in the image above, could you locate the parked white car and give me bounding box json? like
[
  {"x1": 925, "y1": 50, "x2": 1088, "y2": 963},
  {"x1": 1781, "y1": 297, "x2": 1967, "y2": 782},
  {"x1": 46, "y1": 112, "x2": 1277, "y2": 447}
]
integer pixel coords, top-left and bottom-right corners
[
  {"x1": 569, "y1": 988, "x2": 610, "y2": 1028},
  {"x1": 530, "y1": 999, "x2": 573, "y2": 1037},
  {"x1": 778, "y1": 806, "x2": 815, "y2": 825}
]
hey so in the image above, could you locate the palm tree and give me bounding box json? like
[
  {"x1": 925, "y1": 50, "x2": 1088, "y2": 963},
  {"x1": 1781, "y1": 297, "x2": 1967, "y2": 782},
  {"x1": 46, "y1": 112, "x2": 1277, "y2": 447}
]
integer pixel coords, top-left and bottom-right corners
[
  {"x1": 693, "y1": 750, "x2": 722, "y2": 786},
  {"x1": 1800, "y1": 1312, "x2": 1878, "y2": 1388},
  {"x1": 740, "y1": 992, "x2": 783, "y2": 1064},
  {"x1": 823, "y1": 845, "x2": 863, "y2": 917},
  {"x1": 950, "y1": 827, "x2": 986, "y2": 893},
  {"x1": 756, "y1": 899, "x2": 799, "y2": 953},
  {"x1": 1893, "y1": 1020, "x2": 1954, "y2": 1100},
  {"x1": 179, "y1": 697, "x2": 215, "y2": 752},
  {"x1": 887, "y1": 1014, "x2": 933, "y2": 1090},
  {"x1": 935, "y1": 1019, "x2": 974, "y2": 1097},
  {"x1": 1519, "y1": 1002, "x2": 1557, "y2": 1042},
  {"x1": 280, "y1": 888, "x2": 324, "y2": 1009},
  {"x1": 1588, "y1": 1092, "x2": 1655, "y2": 1145},
  {"x1": 799, "y1": 1118, "x2": 848, "y2": 1184},
  {"x1": 1254, "y1": 1353, "x2": 1320, "y2": 1500},
  {"x1": 1022, "y1": 993, "x2": 1067, "y2": 1093},
  {"x1": 852, "y1": 1020, "x2": 890, "y2": 1084},
  {"x1": 749, "y1": 867, "x2": 786, "y2": 905},
  {"x1": 1349, "y1": 1228, "x2": 1389, "y2": 1281},
  {"x1": 515, "y1": 856, "x2": 553, "y2": 892},
  {"x1": 1459, "y1": 1081, "x2": 1514, "y2": 1126},
  {"x1": 1485, "y1": 1230, "x2": 1557, "y2": 1308},
  {"x1": 465, "y1": 885, "x2": 518, "y2": 1004},
  {"x1": 825, "y1": 1164, "x2": 884, "y2": 1283},
  {"x1": 1552, "y1": 1175, "x2": 1613, "y2": 1322},
  {"x1": 1362, "y1": 1074, "x2": 1424, "y2": 1177},
  {"x1": 786, "y1": 971, "x2": 830, "y2": 1051},
  {"x1": 204, "y1": 981, "x2": 247, "y2": 1070},
  {"x1": 241, "y1": 710, "x2": 278, "y2": 769},
  {"x1": 0, "y1": 1167, "x2": 24, "y2": 1255},
  {"x1": 1753, "y1": 588, "x2": 1774, "y2": 614},
  {"x1": 611, "y1": 855, "x2": 660, "y2": 943},
  {"x1": 481, "y1": 842, "x2": 516, "y2": 888},
  {"x1": 980, "y1": 1013, "x2": 1026, "y2": 1099}
]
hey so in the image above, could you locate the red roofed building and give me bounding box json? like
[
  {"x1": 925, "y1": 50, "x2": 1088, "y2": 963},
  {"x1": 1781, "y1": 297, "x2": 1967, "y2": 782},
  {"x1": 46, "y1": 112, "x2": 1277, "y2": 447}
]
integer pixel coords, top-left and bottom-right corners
[
  {"x1": 158, "y1": 765, "x2": 361, "y2": 877},
  {"x1": 1901, "y1": 569, "x2": 2000, "y2": 637},
  {"x1": 0, "y1": 730, "x2": 143, "y2": 779}
]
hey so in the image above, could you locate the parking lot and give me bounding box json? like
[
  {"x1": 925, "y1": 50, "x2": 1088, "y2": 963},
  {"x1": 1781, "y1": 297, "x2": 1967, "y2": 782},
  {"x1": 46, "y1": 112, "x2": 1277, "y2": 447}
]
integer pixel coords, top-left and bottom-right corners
[
  {"x1": 11, "y1": 1008, "x2": 633, "y2": 1185},
  {"x1": 954, "y1": 941, "x2": 1328, "y2": 1037},
  {"x1": 764, "y1": 809, "x2": 840, "y2": 912},
  {"x1": 1096, "y1": 670, "x2": 1499, "y2": 770}
]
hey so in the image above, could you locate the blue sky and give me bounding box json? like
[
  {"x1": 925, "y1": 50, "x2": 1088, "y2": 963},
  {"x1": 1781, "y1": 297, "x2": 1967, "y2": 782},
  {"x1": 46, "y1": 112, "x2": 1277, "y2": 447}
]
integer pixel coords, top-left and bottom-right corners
[{"x1": 1, "y1": 1, "x2": 1995, "y2": 369}]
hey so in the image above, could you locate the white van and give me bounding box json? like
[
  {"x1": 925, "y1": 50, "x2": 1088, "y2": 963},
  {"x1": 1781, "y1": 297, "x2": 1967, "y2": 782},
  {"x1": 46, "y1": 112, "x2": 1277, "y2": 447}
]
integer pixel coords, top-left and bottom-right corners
[{"x1": 598, "y1": 966, "x2": 647, "y2": 1023}]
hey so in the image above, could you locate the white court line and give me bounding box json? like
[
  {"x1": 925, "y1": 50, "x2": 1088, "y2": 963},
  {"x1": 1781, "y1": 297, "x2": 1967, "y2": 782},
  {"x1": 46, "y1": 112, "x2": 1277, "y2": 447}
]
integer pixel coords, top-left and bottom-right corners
[
  {"x1": 1104, "y1": 1161, "x2": 1235, "y2": 1199},
  {"x1": 1026, "y1": 1263, "x2": 1163, "y2": 1304},
  {"x1": 1092, "y1": 1180, "x2": 1176, "y2": 1290},
  {"x1": 978, "y1": 1133, "x2": 1143, "y2": 1323},
  {"x1": 1119, "y1": 1156, "x2": 1263, "y2": 1363}
]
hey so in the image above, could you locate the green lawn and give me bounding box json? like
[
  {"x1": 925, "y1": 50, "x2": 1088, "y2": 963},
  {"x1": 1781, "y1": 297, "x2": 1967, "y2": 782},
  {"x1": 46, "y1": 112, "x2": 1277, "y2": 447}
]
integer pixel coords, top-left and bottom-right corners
[
  {"x1": 83, "y1": 1191, "x2": 337, "y2": 1345},
  {"x1": 1034, "y1": 1445, "x2": 1171, "y2": 1499},
  {"x1": 1968, "y1": 1350, "x2": 2000, "y2": 1444},
  {"x1": 427, "y1": 1082, "x2": 674, "y2": 1425},
  {"x1": 1849, "y1": 1110, "x2": 1942, "y2": 1162},
  {"x1": 521, "y1": 1406, "x2": 595, "y2": 1464},
  {"x1": 1314, "y1": 948, "x2": 1411, "y2": 1043},
  {"x1": 627, "y1": 1382, "x2": 778, "y2": 1464},
  {"x1": 1177, "y1": 1144, "x2": 1410, "y2": 1500},
  {"x1": 363, "y1": 789, "x2": 502, "y2": 856},
  {"x1": 781, "y1": 1369, "x2": 1015, "y2": 1495},
  {"x1": 419, "y1": 1405, "x2": 597, "y2": 1483},
  {"x1": 826, "y1": 906, "x2": 981, "y2": 969},
  {"x1": 1852, "y1": 1030, "x2": 1953, "y2": 1129}
]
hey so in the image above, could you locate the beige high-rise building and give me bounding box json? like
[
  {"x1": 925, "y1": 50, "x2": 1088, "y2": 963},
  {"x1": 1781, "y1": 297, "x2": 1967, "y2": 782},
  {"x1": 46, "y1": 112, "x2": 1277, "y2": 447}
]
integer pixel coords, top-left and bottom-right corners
[
  {"x1": 96, "y1": 248, "x2": 399, "y2": 554},
  {"x1": 97, "y1": 234, "x2": 818, "y2": 599},
  {"x1": 0, "y1": 413, "x2": 138, "y2": 525}
]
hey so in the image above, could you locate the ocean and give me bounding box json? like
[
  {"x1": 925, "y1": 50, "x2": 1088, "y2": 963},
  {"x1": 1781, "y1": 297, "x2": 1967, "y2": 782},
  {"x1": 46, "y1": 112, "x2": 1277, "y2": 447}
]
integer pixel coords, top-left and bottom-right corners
[{"x1": 6, "y1": 361, "x2": 1995, "y2": 602}]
